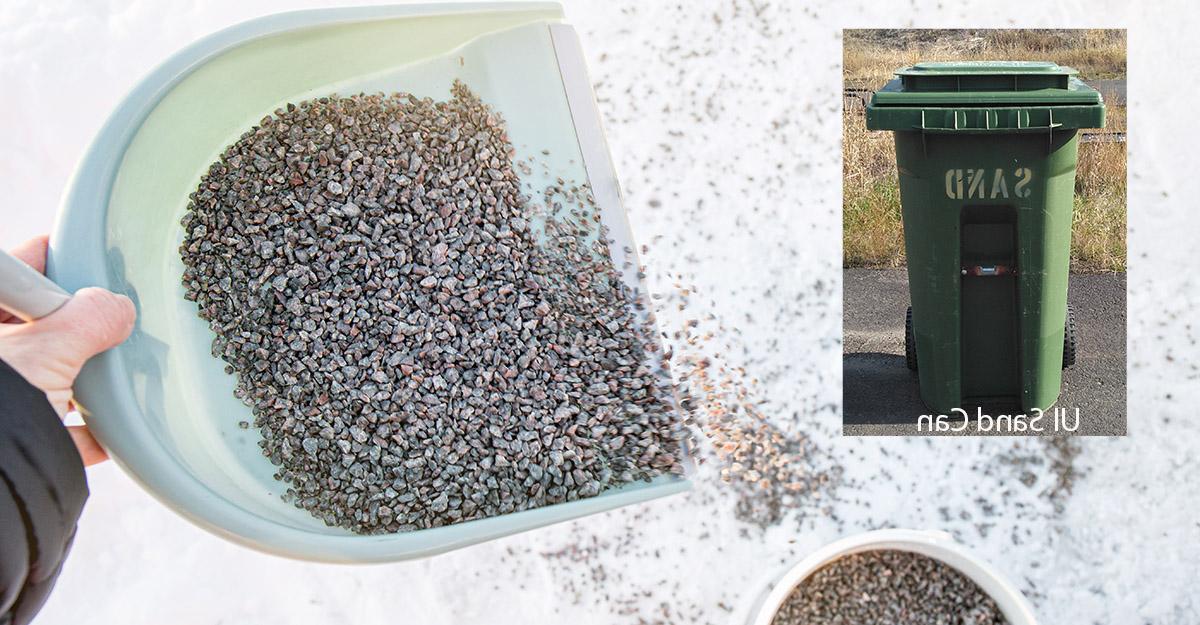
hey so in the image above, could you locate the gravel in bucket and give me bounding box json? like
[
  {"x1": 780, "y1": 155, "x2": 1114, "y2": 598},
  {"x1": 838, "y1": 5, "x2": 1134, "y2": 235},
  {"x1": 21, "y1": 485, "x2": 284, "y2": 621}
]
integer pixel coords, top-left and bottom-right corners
[{"x1": 770, "y1": 549, "x2": 1008, "y2": 625}]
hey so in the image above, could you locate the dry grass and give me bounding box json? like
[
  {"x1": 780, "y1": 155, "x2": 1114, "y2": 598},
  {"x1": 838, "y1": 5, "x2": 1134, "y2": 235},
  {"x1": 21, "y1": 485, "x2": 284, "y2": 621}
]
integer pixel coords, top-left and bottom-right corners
[
  {"x1": 842, "y1": 29, "x2": 1126, "y2": 273},
  {"x1": 1072, "y1": 134, "x2": 1127, "y2": 272},
  {"x1": 844, "y1": 29, "x2": 1127, "y2": 88},
  {"x1": 843, "y1": 108, "x2": 904, "y2": 268}
]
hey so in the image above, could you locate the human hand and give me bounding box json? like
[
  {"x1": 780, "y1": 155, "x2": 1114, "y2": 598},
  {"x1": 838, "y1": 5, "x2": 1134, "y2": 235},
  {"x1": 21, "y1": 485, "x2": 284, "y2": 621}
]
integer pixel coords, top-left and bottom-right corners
[{"x1": 0, "y1": 235, "x2": 136, "y2": 466}]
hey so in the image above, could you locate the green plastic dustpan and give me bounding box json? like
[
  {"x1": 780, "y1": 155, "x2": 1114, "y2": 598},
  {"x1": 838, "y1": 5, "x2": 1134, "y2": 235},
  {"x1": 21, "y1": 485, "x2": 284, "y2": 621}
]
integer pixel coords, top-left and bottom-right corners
[{"x1": 37, "y1": 3, "x2": 690, "y2": 563}]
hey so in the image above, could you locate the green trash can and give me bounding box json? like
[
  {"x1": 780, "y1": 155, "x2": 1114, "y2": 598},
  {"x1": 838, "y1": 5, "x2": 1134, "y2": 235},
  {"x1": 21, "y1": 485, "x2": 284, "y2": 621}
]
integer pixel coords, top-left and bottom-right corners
[{"x1": 865, "y1": 61, "x2": 1105, "y2": 414}]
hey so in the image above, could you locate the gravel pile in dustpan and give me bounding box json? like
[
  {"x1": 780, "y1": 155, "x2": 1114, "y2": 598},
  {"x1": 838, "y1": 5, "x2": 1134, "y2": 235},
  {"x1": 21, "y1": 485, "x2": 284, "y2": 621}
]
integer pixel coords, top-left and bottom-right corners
[{"x1": 180, "y1": 81, "x2": 682, "y2": 534}]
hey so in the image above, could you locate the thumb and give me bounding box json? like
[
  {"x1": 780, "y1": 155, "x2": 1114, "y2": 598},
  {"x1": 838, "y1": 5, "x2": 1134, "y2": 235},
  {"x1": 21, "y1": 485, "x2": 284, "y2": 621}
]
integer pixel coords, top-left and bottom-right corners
[
  {"x1": 0, "y1": 287, "x2": 136, "y2": 396},
  {"x1": 34, "y1": 287, "x2": 137, "y2": 364}
]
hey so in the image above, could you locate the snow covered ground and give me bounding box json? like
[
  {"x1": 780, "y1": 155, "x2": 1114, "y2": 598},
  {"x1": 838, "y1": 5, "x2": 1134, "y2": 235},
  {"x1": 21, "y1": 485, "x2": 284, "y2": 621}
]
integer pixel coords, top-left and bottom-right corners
[{"x1": 1, "y1": 1, "x2": 1197, "y2": 623}]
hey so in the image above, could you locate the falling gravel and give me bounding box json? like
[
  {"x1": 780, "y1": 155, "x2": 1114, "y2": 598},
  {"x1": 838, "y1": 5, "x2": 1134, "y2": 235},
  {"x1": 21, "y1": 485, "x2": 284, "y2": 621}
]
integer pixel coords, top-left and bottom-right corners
[
  {"x1": 656, "y1": 280, "x2": 840, "y2": 529},
  {"x1": 674, "y1": 349, "x2": 838, "y2": 528},
  {"x1": 179, "y1": 82, "x2": 683, "y2": 533},
  {"x1": 770, "y1": 550, "x2": 1008, "y2": 625}
]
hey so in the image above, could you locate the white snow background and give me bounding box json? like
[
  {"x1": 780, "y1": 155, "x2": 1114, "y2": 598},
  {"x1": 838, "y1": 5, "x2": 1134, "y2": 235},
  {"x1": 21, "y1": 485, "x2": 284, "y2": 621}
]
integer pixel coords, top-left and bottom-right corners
[{"x1": 1, "y1": 1, "x2": 1196, "y2": 624}]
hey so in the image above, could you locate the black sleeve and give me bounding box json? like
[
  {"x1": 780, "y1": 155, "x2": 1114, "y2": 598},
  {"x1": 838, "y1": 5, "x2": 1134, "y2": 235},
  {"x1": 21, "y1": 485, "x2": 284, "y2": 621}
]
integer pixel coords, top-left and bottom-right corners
[{"x1": 0, "y1": 358, "x2": 88, "y2": 625}]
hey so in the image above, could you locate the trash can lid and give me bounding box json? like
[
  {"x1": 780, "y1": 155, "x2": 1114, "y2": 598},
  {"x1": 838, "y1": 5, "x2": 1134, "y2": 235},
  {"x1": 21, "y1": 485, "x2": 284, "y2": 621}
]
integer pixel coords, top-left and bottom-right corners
[
  {"x1": 872, "y1": 60, "x2": 1103, "y2": 106},
  {"x1": 866, "y1": 60, "x2": 1106, "y2": 131}
]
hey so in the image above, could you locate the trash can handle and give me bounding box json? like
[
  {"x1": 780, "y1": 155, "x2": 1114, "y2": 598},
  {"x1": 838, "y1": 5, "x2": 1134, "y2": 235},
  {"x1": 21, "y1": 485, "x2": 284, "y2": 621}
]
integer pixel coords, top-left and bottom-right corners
[
  {"x1": 915, "y1": 109, "x2": 1063, "y2": 153},
  {"x1": 914, "y1": 109, "x2": 1064, "y2": 134}
]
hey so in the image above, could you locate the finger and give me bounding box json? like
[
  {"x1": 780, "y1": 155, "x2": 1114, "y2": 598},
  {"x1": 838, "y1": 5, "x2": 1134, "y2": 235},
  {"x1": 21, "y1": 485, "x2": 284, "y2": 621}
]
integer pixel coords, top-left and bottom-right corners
[
  {"x1": 68, "y1": 425, "x2": 109, "y2": 466},
  {"x1": 1, "y1": 236, "x2": 50, "y2": 323},
  {"x1": 8, "y1": 235, "x2": 48, "y2": 275}
]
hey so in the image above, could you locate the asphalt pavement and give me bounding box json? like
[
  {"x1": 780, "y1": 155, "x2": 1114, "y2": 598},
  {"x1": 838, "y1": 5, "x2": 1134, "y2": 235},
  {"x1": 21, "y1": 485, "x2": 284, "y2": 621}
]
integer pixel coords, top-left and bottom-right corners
[{"x1": 843, "y1": 269, "x2": 1126, "y2": 436}]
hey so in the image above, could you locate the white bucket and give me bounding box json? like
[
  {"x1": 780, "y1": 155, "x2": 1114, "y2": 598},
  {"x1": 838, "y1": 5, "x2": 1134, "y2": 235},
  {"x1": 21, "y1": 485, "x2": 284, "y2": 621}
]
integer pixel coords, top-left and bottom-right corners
[{"x1": 736, "y1": 529, "x2": 1038, "y2": 625}]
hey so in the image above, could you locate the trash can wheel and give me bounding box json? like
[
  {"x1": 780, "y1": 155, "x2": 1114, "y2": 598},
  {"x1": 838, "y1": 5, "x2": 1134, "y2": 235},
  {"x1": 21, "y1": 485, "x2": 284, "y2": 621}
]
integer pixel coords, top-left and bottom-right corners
[
  {"x1": 905, "y1": 305, "x2": 917, "y2": 371},
  {"x1": 1062, "y1": 304, "x2": 1077, "y2": 369}
]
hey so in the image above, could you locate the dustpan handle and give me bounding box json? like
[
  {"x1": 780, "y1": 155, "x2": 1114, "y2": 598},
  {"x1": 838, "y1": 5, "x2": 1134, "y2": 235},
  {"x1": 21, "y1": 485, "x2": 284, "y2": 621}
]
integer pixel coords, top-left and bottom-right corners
[{"x1": 0, "y1": 247, "x2": 71, "y2": 321}]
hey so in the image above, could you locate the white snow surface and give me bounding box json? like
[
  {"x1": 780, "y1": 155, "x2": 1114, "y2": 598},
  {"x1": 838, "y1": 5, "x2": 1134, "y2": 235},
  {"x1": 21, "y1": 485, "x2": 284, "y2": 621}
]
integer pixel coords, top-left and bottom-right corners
[{"x1": 0, "y1": 1, "x2": 1196, "y2": 624}]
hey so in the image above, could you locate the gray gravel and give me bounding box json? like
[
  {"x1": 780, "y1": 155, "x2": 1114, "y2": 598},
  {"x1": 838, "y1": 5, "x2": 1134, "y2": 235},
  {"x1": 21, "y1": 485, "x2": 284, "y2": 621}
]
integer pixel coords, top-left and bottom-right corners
[
  {"x1": 770, "y1": 549, "x2": 1007, "y2": 625},
  {"x1": 180, "y1": 83, "x2": 682, "y2": 533},
  {"x1": 843, "y1": 269, "x2": 1126, "y2": 436}
]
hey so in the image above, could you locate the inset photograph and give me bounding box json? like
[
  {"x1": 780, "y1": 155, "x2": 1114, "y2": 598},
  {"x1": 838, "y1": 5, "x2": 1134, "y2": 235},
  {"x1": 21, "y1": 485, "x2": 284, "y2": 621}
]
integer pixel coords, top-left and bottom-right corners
[{"x1": 841, "y1": 29, "x2": 1127, "y2": 436}]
